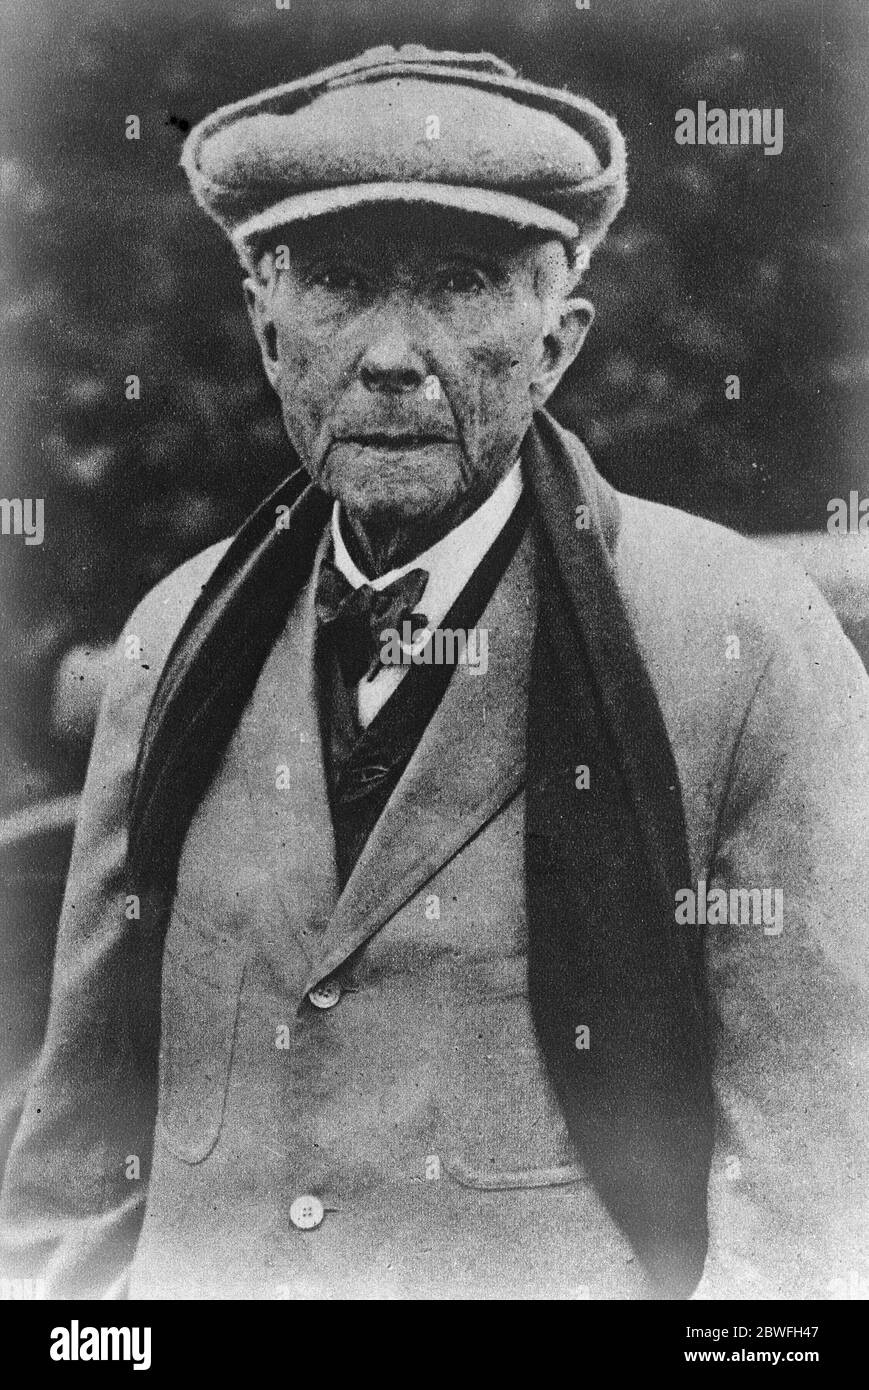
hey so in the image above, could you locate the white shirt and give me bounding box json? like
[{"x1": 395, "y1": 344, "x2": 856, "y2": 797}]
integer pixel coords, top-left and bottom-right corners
[{"x1": 331, "y1": 460, "x2": 524, "y2": 727}]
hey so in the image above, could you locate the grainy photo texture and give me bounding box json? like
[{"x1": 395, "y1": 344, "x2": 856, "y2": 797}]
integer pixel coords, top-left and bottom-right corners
[{"x1": 0, "y1": 0, "x2": 867, "y2": 1307}]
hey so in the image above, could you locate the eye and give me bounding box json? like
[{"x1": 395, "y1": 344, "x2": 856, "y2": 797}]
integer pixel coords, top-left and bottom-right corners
[
  {"x1": 307, "y1": 266, "x2": 364, "y2": 293},
  {"x1": 436, "y1": 265, "x2": 488, "y2": 295}
]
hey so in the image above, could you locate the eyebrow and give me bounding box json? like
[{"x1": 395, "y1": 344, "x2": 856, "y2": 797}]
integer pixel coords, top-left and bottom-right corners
[
  {"x1": 292, "y1": 241, "x2": 502, "y2": 261},
  {"x1": 436, "y1": 247, "x2": 507, "y2": 271},
  {"x1": 288, "y1": 243, "x2": 515, "y2": 280}
]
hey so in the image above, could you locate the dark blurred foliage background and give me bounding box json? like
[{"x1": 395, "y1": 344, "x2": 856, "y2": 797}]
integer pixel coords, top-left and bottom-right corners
[{"x1": 1, "y1": 0, "x2": 867, "y2": 812}]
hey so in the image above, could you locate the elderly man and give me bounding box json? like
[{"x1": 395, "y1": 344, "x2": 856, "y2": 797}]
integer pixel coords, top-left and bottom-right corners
[{"x1": 1, "y1": 45, "x2": 867, "y2": 1302}]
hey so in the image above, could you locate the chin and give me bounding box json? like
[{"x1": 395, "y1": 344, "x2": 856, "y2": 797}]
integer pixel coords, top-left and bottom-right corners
[{"x1": 324, "y1": 443, "x2": 464, "y2": 524}]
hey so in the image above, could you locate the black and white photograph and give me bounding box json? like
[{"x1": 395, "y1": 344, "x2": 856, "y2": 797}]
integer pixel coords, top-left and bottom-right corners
[{"x1": 0, "y1": 0, "x2": 867, "y2": 1331}]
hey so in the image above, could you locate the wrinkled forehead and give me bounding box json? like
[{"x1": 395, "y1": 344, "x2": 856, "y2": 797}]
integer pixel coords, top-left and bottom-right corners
[{"x1": 249, "y1": 204, "x2": 573, "y2": 277}]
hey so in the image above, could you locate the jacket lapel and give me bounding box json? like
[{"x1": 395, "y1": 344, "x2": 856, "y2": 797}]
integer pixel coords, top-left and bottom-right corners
[
  {"x1": 239, "y1": 526, "x2": 340, "y2": 984},
  {"x1": 303, "y1": 524, "x2": 537, "y2": 993}
]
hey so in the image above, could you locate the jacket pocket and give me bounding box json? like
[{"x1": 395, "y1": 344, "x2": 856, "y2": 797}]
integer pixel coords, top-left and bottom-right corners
[
  {"x1": 437, "y1": 953, "x2": 590, "y2": 1194},
  {"x1": 157, "y1": 908, "x2": 247, "y2": 1164},
  {"x1": 438, "y1": 1039, "x2": 589, "y2": 1193}
]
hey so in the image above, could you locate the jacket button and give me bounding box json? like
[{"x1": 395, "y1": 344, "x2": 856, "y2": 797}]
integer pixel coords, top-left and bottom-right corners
[
  {"x1": 289, "y1": 1195, "x2": 324, "y2": 1230},
  {"x1": 307, "y1": 978, "x2": 342, "y2": 1010}
]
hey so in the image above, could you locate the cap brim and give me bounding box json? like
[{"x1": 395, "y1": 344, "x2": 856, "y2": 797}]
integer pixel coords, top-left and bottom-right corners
[{"x1": 232, "y1": 181, "x2": 581, "y2": 246}]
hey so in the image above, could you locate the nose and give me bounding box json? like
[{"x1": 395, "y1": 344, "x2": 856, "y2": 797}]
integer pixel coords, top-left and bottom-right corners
[{"x1": 358, "y1": 315, "x2": 427, "y2": 395}]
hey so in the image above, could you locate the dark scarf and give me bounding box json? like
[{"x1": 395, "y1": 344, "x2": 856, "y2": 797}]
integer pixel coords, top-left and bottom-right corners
[{"x1": 127, "y1": 409, "x2": 714, "y2": 1296}]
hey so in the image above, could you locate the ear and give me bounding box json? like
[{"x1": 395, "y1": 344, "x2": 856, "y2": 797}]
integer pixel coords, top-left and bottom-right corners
[
  {"x1": 243, "y1": 276, "x2": 281, "y2": 391},
  {"x1": 530, "y1": 296, "x2": 594, "y2": 407}
]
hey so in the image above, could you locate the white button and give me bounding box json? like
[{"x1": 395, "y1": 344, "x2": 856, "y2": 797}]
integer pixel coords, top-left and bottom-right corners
[
  {"x1": 290, "y1": 1195, "x2": 324, "y2": 1230},
  {"x1": 307, "y1": 978, "x2": 342, "y2": 1010}
]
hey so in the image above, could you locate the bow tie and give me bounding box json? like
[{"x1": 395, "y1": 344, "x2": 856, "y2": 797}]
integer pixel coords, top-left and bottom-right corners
[{"x1": 315, "y1": 558, "x2": 430, "y2": 684}]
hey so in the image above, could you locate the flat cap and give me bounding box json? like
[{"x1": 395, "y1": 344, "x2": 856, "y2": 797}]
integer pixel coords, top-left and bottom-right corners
[{"x1": 181, "y1": 44, "x2": 627, "y2": 259}]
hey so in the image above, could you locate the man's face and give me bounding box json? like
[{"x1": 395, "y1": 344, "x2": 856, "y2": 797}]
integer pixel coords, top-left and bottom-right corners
[{"x1": 245, "y1": 206, "x2": 592, "y2": 527}]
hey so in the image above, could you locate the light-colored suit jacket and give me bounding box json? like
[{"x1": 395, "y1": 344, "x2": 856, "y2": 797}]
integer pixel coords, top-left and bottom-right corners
[{"x1": 1, "y1": 478, "x2": 868, "y2": 1300}]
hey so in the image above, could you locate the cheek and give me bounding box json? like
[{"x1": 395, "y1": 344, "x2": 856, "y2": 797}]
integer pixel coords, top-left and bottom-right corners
[
  {"x1": 463, "y1": 328, "x2": 538, "y2": 423},
  {"x1": 275, "y1": 329, "x2": 339, "y2": 434},
  {"x1": 459, "y1": 294, "x2": 542, "y2": 392}
]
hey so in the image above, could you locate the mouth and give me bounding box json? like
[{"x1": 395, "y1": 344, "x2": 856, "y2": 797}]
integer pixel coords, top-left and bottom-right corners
[{"x1": 336, "y1": 433, "x2": 456, "y2": 450}]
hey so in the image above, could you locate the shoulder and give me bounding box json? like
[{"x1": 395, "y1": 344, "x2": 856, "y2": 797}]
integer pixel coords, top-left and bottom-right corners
[
  {"x1": 612, "y1": 490, "x2": 869, "y2": 810},
  {"x1": 123, "y1": 540, "x2": 232, "y2": 661},
  {"x1": 615, "y1": 490, "x2": 811, "y2": 629},
  {"x1": 612, "y1": 490, "x2": 861, "y2": 688},
  {"x1": 116, "y1": 538, "x2": 232, "y2": 691},
  {"x1": 57, "y1": 539, "x2": 234, "y2": 883},
  {"x1": 96, "y1": 539, "x2": 233, "y2": 741}
]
